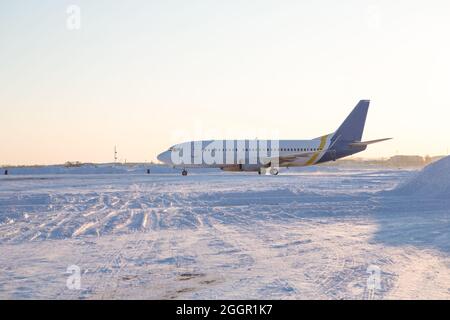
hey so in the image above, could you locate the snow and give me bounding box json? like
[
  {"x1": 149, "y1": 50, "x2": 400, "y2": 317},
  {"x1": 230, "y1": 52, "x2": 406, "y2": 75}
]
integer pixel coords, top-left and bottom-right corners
[
  {"x1": 392, "y1": 155, "x2": 450, "y2": 198},
  {"x1": 0, "y1": 167, "x2": 449, "y2": 299},
  {"x1": 0, "y1": 164, "x2": 184, "y2": 175}
]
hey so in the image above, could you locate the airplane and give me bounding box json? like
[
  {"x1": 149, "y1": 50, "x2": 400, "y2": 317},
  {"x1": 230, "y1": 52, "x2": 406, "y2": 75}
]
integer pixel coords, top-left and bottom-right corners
[{"x1": 157, "y1": 100, "x2": 391, "y2": 175}]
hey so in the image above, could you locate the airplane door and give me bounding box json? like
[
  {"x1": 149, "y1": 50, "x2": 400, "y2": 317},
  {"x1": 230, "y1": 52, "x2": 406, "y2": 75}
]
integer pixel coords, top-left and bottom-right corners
[{"x1": 330, "y1": 149, "x2": 336, "y2": 161}]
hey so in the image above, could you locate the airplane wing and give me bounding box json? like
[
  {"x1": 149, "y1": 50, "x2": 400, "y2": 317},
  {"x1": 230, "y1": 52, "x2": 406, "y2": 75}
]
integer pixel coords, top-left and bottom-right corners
[{"x1": 261, "y1": 151, "x2": 318, "y2": 166}]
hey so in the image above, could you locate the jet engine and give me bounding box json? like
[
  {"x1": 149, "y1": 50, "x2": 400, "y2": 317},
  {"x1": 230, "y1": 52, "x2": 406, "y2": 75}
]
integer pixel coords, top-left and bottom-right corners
[{"x1": 220, "y1": 164, "x2": 261, "y2": 172}]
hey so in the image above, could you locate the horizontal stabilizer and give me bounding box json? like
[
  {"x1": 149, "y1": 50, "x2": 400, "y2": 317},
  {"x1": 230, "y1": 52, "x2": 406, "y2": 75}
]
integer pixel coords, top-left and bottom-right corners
[{"x1": 349, "y1": 138, "x2": 392, "y2": 147}]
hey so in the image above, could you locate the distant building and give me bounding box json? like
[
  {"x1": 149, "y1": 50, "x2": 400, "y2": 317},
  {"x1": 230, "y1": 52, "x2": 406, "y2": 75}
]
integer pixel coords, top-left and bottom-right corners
[
  {"x1": 388, "y1": 155, "x2": 425, "y2": 167},
  {"x1": 324, "y1": 154, "x2": 445, "y2": 168},
  {"x1": 64, "y1": 161, "x2": 83, "y2": 168}
]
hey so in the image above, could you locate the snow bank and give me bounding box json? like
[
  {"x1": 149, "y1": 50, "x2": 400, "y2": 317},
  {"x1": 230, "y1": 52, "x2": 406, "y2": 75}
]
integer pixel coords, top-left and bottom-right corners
[
  {"x1": 392, "y1": 155, "x2": 450, "y2": 197},
  {"x1": 0, "y1": 164, "x2": 181, "y2": 175}
]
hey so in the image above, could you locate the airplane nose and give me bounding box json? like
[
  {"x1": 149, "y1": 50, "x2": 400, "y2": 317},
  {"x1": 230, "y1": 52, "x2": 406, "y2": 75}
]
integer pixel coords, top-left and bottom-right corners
[{"x1": 157, "y1": 151, "x2": 171, "y2": 164}]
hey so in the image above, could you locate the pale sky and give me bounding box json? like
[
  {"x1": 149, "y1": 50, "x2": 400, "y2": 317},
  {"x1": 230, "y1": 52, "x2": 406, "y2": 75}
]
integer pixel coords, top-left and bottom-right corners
[{"x1": 1, "y1": 0, "x2": 450, "y2": 165}]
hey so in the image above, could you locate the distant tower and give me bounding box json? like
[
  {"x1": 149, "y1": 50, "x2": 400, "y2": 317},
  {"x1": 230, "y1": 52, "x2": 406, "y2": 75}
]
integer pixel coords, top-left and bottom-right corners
[{"x1": 114, "y1": 146, "x2": 118, "y2": 163}]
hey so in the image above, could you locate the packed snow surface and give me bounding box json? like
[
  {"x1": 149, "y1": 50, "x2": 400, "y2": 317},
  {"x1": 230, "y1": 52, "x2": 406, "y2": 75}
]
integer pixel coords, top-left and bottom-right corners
[
  {"x1": 393, "y1": 155, "x2": 450, "y2": 198},
  {"x1": 0, "y1": 167, "x2": 449, "y2": 299}
]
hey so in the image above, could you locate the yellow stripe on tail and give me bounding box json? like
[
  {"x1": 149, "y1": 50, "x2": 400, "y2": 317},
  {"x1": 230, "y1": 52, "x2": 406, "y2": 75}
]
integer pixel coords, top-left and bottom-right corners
[{"x1": 305, "y1": 134, "x2": 329, "y2": 166}]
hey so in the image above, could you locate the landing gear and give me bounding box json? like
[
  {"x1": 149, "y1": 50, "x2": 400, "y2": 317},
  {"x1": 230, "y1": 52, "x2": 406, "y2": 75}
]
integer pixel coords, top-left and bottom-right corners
[
  {"x1": 269, "y1": 168, "x2": 279, "y2": 176},
  {"x1": 181, "y1": 169, "x2": 188, "y2": 176},
  {"x1": 258, "y1": 168, "x2": 267, "y2": 175}
]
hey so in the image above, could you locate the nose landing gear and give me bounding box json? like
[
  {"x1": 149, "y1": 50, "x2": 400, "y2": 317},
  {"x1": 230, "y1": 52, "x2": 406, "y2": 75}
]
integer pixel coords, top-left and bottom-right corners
[{"x1": 181, "y1": 169, "x2": 188, "y2": 176}]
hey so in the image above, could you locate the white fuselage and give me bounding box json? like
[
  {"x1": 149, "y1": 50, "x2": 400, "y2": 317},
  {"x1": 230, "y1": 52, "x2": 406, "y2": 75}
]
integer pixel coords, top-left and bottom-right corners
[{"x1": 157, "y1": 134, "x2": 332, "y2": 170}]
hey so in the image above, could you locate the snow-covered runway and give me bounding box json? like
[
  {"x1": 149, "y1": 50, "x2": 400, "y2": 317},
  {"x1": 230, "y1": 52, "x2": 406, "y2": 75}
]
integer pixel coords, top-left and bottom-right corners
[{"x1": 0, "y1": 168, "x2": 449, "y2": 299}]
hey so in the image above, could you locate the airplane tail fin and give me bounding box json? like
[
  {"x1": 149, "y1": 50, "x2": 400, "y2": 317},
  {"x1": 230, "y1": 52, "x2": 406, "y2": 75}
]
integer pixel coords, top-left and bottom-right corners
[{"x1": 333, "y1": 100, "x2": 370, "y2": 142}]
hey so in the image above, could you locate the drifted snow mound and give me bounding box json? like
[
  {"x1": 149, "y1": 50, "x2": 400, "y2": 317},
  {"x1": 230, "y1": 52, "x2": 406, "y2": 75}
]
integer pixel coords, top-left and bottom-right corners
[{"x1": 393, "y1": 155, "x2": 450, "y2": 197}]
